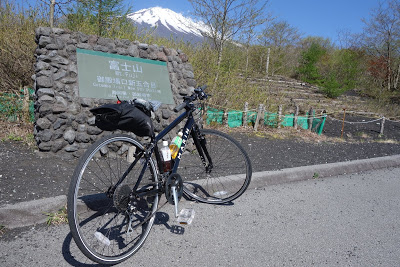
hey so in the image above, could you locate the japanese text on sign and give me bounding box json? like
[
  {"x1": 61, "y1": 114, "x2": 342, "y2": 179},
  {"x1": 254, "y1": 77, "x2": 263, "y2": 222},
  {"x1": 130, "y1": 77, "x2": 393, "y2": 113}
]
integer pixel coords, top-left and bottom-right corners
[{"x1": 77, "y1": 49, "x2": 174, "y2": 104}]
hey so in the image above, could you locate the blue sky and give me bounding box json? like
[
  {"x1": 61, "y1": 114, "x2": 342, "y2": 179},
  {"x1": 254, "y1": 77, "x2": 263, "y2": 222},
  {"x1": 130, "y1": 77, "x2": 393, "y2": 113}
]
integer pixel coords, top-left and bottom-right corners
[
  {"x1": 129, "y1": 0, "x2": 379, "y2": 44},
  {"x1": 17, "y1": 0, "x2": 380, "y2": 44},
  {"x1": 267, "y1": 0, "x2": 378, "y2": 44}
]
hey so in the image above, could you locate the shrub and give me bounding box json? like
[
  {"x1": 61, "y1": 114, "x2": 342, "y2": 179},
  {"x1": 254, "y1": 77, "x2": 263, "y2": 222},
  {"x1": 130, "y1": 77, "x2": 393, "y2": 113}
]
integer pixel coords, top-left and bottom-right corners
[
  {"x1": 320, "y1": 75, "x2": 343, "y2": 98},
  {"x1": 297, "y1": 43, "x2": 326, "y2": 84},
  {"x1": 0, "y1": 2, "x2": 46, "y2": 94}
]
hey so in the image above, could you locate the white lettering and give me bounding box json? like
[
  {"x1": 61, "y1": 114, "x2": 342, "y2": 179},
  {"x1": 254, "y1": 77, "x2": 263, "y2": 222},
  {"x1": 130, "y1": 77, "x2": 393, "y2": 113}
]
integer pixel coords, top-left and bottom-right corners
[
  {"x1": 111, "y1": 90, "x2": 127, "y2": 96},
  {"x1": 109, "y1": 60, "x2": 119, "y2": 70},
  {"x1": 133, "y1": 64, "x2": 143, "y2": 73},
  {"x1": 96, "y1": 76, "x2": 105, "y2": 82},
  {"x1": 93, "y1": 82, "x2": 111, "y2": 88},
  {"x1": 177, "y1": 128, "x2": 191, "y2": 160},
  {"x1": 121, "y1": 62, "x2": 131, "y2": 72}
]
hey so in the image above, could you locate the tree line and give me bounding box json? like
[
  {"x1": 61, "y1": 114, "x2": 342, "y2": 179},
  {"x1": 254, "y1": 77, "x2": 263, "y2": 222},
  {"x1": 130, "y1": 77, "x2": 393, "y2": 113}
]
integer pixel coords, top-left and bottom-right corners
[{"x1": 1, "y1": 0, "x2": 400, "y2": 115}]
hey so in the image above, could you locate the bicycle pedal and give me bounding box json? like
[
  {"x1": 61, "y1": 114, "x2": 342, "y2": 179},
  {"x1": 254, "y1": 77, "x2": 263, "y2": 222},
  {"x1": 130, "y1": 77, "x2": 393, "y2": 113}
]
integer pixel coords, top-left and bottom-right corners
[{"x1": 177, "y1": 208, "x2": 195, "y2": 225}]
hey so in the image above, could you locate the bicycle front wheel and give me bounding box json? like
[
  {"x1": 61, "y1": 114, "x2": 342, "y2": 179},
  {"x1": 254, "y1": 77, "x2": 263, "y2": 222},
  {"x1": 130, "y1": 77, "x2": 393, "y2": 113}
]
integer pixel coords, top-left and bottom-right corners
[
  {"x1": 67, "y1": 134, "x2": 159, "y2": 265},
  {"x1": 179, "y1": 129, "x2": 252, "y2": 204}
]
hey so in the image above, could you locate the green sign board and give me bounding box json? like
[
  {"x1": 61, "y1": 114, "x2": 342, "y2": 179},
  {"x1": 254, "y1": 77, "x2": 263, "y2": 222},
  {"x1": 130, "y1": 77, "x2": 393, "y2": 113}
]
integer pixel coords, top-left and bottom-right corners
[{"x1": 76, "y1": 48, "x2": 174, "y2": 104}]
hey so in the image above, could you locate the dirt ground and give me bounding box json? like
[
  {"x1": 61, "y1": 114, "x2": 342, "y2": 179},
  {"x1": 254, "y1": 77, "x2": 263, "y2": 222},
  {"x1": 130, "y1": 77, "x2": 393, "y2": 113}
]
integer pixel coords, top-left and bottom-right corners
[{"x1": 1, "y1": 114, "x2": 400, "y2": 206}]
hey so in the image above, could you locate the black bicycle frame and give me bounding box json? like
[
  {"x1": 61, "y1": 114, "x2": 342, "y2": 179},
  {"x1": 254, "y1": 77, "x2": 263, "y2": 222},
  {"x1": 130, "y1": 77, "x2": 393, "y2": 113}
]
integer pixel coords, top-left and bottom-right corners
[
  {"x1": 155, "y1": 108, "x2": 213, "y2": 174},
  {"x1": 128, "y1": 108, "x2": 195, "y2": 197},
  {"x1": 154, "y1": 108, "x2": 195, "y2": 174},
  {"x1": 126, "y1": 106, "x2": 213, "y2": 199}
]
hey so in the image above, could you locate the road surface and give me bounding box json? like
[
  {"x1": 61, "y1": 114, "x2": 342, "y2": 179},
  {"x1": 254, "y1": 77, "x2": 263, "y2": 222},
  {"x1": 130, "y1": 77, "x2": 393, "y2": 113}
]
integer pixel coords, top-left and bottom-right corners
[{"x1": 1, "y1": 167, "x2": 400, "y2": 266}]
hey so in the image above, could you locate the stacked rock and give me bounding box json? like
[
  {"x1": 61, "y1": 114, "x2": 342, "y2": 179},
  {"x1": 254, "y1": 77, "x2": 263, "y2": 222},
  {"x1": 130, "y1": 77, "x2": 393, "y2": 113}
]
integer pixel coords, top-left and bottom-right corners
[{"x1": 33, "y1": 27, "x2": 196, "y2": 157}]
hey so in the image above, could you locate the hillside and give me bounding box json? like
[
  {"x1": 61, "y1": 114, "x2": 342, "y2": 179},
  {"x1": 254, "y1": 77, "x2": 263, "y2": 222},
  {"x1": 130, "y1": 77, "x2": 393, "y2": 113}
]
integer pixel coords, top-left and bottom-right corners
[{"x1": 250, "y1": 75, "x2": 395, "y2": 119}]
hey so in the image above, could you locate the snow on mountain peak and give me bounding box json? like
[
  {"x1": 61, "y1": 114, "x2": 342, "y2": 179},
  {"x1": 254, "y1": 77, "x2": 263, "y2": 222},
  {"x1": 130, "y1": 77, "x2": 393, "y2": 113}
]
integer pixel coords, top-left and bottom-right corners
[{"x1": 127, "y1": 6, "x2": 209, "y2": 38}]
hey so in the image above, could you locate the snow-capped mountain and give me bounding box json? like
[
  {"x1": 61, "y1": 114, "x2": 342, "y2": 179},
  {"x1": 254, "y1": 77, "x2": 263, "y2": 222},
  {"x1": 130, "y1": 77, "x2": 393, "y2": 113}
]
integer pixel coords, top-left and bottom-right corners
[{"x1": 127, "y1": 7, "x2": 209, "y2": 43}]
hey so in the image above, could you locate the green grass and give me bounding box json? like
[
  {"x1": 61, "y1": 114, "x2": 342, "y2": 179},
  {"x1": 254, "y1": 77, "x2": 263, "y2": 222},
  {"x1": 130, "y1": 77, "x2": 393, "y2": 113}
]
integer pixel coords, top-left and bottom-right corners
[
  {"x1": 0, "y1": 121, "x2": 35, "y2": 147},
  {"x1": 45, "y1": 206, "x2": 68, "y2": 226},
  {"x1": 4, "y1": 133, "x2": 23, "y2": 141}
]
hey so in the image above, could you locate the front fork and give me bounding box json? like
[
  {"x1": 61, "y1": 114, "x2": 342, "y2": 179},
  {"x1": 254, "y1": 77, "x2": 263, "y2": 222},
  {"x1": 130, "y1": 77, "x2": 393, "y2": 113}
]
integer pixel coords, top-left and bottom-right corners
[{"x1": 191, "y1": 125, "x2": 213, "y2": 173}]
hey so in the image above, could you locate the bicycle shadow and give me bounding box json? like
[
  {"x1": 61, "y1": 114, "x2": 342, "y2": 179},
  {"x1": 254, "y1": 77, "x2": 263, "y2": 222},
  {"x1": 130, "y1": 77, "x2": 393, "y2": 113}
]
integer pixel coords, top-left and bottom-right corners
[
  {"x1": 62, "y1": 231, "x2": 99, "y2": 267},
  {"x1": 61, "y1": 211, "x2": 184, "y2": 266},
  {"x1": 182, "y1": 194, "x2": 235, "y2": 206},
  {"x1": 181, "y1": 182, "x2": 236, "y2": 206},
  {"x1": 154, "y1": 211, "x2": 185, "y2": 235}
]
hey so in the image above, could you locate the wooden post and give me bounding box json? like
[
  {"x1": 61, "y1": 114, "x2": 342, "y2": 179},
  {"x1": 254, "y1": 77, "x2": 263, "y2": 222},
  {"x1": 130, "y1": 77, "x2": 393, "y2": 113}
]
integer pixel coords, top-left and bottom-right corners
[
  {"x1": 202, "y1": 104, "x2": 208, "y2": 125},
  {"x1": 223, "y1": 110, "x2": 228, "y2": 126},
  {"x1": 278, "y1": 105, "x2": 282, "y2": 128},
  {"x1": 294, "y1": 104, "x2": 299, "y2": 129},
  {"x1": 308, "y1": 107, "x2": 314, "y2": 131},
  {"x1": 243, "y1": 102, "x2": 248, "y2": 127},
  {"x1": 341, "y1": 108, "x2": 346, "y2": 138},
  {"x1": 262, "y1": 105, "x2": 266, "y2": 125},
  {"x1": 380, "y1": 116, "x2": 385, "y2": 135},
  {"x1": 254, "y1": 104, "x2": 264, "y2": 131},
  {"x1": 22, "y1": 87, "x2": 30, "y2": 122}
]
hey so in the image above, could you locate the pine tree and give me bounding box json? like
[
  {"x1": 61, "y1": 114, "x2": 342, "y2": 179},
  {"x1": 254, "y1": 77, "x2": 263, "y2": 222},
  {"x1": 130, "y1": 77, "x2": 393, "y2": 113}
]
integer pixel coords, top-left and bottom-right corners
[{"x1": 67, "y1": 0, "x2": 131, "y2": 37}]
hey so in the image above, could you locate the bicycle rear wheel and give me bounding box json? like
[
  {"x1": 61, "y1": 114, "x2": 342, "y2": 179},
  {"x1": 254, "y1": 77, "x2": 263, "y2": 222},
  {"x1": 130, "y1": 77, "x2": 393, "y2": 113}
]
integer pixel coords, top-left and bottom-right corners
[
  {"x1": 179, "y1": 129, "x2": 252, "y2": 204},
  {"x1": 67, "y1": 134, "x2": 159, "y2": 265}
]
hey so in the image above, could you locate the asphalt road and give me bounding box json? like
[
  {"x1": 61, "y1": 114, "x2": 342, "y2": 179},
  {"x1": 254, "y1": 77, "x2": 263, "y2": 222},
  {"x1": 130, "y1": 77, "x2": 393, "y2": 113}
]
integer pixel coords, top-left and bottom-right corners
[{"x1": 1, "y1": 167, "x2": 400, "y2": 266}]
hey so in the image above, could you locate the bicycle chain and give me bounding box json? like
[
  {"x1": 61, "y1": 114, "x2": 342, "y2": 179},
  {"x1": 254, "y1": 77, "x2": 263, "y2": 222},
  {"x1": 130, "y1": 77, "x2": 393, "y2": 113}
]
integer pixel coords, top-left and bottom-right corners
[{"x1": 125, "y1": 173, "x2": 184, "y2": 231}]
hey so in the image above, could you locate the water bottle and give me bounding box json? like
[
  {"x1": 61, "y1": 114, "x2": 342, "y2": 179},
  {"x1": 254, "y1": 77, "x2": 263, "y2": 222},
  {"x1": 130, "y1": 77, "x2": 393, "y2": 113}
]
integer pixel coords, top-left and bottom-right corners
[
  {"x1": 161, "y1": 141, "x2": 172, "y2": 172},
  {"x1": 169, "y1": 132, "x2": 183, "y2": 159}
]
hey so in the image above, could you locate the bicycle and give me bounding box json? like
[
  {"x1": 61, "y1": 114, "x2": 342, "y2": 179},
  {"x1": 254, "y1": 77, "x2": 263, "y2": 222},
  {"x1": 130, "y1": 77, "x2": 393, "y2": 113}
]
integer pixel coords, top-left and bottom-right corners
[{"x1": 67, "y1": 85, "x2": 252, "y2": 265}]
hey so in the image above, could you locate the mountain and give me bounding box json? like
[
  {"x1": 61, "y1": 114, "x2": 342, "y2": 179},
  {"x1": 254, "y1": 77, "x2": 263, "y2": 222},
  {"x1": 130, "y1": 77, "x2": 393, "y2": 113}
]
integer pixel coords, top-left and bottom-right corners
[{"x1": 127, "y1": 7, "x2": 209, "y2": 44}]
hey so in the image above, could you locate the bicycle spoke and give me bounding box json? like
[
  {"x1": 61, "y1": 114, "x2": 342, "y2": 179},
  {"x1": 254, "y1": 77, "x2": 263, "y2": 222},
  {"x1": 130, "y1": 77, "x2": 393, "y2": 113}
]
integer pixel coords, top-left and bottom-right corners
[
  {"x1": 68, "y1": 135, "x2": 159, "y2": 265},
  {"x1": 180, "y1": 129, "x2": 252, "y2": 203}
]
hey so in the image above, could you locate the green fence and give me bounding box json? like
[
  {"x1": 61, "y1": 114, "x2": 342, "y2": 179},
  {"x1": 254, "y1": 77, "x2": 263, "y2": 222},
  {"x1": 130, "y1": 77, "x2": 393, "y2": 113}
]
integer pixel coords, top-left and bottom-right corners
[
  {"x1": 206, "y1": 108, "x2": 224, "y2": 125},
  {"x1": 205, "y1": 107, "x2": 326, "y2": 135},
  {"x1": 0, "y1": 89, "x2": 35, "y2": 122},
  {"x1": 227, "y1": 110, "x2": 243, "y2": 128}
]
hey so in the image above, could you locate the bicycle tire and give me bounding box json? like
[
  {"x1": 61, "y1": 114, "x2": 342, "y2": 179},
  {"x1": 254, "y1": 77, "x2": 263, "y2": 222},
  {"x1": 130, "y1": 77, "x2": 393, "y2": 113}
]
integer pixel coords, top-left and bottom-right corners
[
  {"x1": 67, "y1": 134, "x2": 159, "y2": 265},
  {"x1": 179, "y1": 129, "x2": 252, "y2": 204}
]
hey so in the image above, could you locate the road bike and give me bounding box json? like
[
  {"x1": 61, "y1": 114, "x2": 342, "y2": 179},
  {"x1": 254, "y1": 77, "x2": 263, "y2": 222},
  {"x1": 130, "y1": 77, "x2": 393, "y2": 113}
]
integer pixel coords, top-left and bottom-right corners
[{"x1": 67, "y1": 85, "x2": 252, "y2": 265}]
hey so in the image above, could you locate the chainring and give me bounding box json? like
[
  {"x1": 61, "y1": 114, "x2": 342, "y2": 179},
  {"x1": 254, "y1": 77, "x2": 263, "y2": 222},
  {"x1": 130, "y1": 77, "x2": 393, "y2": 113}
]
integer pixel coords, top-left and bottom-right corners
[{"x1": 164, "y1": 173, "x2": 183, "y2": 205}]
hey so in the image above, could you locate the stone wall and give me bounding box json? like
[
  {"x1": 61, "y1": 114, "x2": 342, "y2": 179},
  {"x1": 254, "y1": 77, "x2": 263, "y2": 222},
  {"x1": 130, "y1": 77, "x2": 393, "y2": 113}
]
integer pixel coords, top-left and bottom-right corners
[{"x1": 33, "y1": 27, "x2": 196, "y2": 157}]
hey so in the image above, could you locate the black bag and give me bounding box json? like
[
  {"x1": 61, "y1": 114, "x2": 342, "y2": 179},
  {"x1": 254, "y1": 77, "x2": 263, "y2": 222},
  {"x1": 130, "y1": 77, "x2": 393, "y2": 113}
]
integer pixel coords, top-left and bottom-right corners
[{"x1": 90, "y1": 102, "x2": 154, "y2": 137}]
